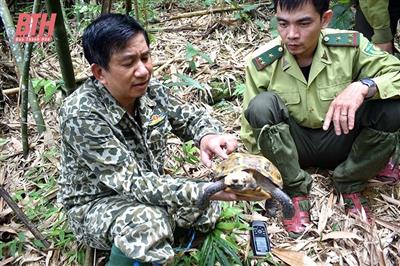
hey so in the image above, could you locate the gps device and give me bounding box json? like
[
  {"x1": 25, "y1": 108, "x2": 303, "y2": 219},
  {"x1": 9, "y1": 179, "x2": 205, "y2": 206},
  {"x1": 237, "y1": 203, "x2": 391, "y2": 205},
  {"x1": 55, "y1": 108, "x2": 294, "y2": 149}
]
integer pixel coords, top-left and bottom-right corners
[{"x1": 250, "y1": 220, "x2": 271, "y2": 256}]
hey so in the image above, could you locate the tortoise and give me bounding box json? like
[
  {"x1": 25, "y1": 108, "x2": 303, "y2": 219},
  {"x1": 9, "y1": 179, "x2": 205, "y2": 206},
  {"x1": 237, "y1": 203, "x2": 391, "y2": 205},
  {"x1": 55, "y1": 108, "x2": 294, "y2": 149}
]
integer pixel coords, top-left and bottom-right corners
[{"x1": 197, "y1": 153, "x2": 295, "y2": 218}]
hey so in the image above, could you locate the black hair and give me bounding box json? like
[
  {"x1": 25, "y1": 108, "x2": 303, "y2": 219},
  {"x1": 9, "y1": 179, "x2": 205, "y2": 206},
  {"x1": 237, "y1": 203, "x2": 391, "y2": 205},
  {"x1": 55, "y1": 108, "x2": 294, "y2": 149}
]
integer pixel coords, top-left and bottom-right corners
[
  {"x1": 273, "y1": 0, "x2": 330, "y2": 17},
  {"x1": 82, "y1": 13, "x2": 150, "y2": 70}
]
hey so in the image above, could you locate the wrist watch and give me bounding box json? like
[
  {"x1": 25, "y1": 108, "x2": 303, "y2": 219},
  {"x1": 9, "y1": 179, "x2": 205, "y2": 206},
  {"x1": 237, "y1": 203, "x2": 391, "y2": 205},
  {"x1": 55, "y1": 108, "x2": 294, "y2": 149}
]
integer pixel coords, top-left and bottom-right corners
[{"x1": 360, "y1": 78, "x2": 377, "y2": 99}]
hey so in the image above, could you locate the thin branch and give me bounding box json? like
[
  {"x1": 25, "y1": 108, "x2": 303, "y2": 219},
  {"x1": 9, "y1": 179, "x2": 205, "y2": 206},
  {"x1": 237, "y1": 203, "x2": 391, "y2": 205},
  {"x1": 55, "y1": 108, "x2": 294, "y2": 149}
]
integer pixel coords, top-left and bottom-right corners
[
  {"x1": 162, "y1": 2, "x2": 271, "y2": 22},
  {"x1": 0, "y1": 186, "x2": 50, "y2": 248}
]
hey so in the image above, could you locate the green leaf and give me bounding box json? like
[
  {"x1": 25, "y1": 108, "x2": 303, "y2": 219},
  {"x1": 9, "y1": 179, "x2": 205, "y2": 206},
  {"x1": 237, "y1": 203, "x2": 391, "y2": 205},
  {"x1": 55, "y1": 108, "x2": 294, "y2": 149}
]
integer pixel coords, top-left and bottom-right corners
[
  {"x1": 242, "y1": 4, "x2": 258, "y2": 12},
  {"x1": 33, "y1": 239, "x2": 45, "y2": 249},
  {"x1": 269, "y1": 17, "x2": 279, "y2": 39},
  {"x1": 43, "y1": 80, "x2": 58, "y2": 103},
  {"x1": 329, "y1": 4, "x2": 354, "y2": 30},
  {"x1": 186, "y1": 43, "x2": 199, "y2": 61},
  {"x1": 215, "y1": 246, "x2": 231, "y2": 266},
  {"x1": 18, "y1": 232, "x2": 26, "y2": 242},
  {"x1": 169, "y1": 73, "x2": 205, "y2": 90},
  {"x1": 220, "y1": 206, "x2": 243, "y2": 219},
  {"x1": 216, "y1": 222, "x2": 236, "y2": 232}
]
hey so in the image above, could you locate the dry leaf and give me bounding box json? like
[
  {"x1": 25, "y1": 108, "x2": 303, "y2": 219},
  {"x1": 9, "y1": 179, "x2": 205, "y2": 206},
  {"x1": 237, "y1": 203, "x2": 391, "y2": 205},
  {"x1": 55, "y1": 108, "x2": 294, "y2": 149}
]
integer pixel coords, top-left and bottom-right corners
[
  {"x1": 272, "y1": 248, "x2": 317, "y2": 266},
  {"x1": 322, "y1": 231, "x2": 363, "y2": 241}
]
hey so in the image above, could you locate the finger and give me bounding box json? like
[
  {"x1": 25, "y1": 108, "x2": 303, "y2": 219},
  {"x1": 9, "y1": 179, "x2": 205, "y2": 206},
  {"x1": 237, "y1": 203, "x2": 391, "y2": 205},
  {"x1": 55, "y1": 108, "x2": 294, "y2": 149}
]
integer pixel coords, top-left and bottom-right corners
[
  {"x1": 339, "y1": 108, "x2": 349, "y2": 134},
  {"x1": 323, "y1": 104, "x2": 334, "y2": 130},
  {"x1": 224, "y1": 137, "x2": 237, "y2": 154},
  {"x1": 347, "y1": 107, "x2": 356, "y2": 130},
  {"x1": 333, "y1": 107, "x2": 342, "y2": 135},
  {"x1": 213, "y1": 145, "x2": 229, "y2": 160},
  {"x1": 200, "y1": 149, "x2": 212, "y2": 168}
]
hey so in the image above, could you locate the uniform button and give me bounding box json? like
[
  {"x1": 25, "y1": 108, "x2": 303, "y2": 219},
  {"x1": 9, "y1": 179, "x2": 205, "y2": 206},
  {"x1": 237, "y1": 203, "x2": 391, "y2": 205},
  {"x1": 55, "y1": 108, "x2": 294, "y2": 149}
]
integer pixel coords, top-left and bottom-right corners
[
  {"x1": 324, "y1": 36, "x2": 330, "y2": 42},
  {"x1": 278, "y1": 47, "x2": 283, "y2": 52}
]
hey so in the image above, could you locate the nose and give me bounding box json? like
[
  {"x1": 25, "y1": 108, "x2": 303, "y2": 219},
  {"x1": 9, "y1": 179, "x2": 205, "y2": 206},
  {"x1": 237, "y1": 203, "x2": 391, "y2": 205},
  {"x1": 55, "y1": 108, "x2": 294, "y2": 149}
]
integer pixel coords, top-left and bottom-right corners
[
  {"x1": 287, "y1": 25, "x2": 299, "y2": 40},
  {"x1": 134, "y1": 61, "x2": 149, "y2": 77}
]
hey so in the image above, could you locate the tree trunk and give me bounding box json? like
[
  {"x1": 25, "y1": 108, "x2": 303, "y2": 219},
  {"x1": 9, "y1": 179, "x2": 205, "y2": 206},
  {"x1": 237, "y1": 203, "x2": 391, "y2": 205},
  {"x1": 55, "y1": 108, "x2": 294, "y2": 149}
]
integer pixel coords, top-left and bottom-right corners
[
  {"x1": 101, "y1": 0, "x2": 112, "y2": 14},
  {"x1": 125, "y1": 0, "x2": 131, "y2": 15},
  {"x1": 45, "y1": 0, "x2": 76, "y2": 95},
  {"x1": 0, "y1": 0, "x2": 46, "y2": 134}
]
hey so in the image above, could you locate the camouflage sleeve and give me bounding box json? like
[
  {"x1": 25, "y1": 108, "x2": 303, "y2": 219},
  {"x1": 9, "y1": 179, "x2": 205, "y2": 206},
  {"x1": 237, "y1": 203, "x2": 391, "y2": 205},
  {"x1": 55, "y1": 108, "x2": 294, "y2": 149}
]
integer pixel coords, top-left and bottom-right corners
[
  {"x1": 61, "y1": 113, "x2": 207, "y2": 209},
  {"x1": 166, "y1": 93, "x2": 224, "y2": 146}
]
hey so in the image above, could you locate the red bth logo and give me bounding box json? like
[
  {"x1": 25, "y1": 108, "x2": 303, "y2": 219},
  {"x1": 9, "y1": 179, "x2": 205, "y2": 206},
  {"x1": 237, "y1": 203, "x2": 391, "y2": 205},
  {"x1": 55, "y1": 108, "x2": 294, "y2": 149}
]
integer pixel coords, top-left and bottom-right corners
[{"x1": 15, "y1": 13, "x2": 57, "y2": 42}]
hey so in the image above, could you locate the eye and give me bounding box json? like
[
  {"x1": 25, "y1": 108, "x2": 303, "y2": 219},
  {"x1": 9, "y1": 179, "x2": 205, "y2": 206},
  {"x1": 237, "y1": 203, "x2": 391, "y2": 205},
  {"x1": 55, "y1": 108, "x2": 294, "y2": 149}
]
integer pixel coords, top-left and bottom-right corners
[
  {"x1": 299, "y1": 21, "x2": 311, "y2": 27},
  {"x1": 122, "y1": 61, "x2": 134, "y2": 67},
  {"x1": 278, "y1": 22, "x2": 287, "y2": 28}
]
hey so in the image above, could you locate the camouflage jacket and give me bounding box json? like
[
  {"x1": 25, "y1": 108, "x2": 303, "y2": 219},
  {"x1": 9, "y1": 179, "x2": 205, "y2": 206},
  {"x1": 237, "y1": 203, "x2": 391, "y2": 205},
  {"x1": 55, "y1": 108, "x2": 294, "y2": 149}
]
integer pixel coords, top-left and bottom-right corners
[{"x1": 58, "y1": 77, "x2": 223, "y2": 211}]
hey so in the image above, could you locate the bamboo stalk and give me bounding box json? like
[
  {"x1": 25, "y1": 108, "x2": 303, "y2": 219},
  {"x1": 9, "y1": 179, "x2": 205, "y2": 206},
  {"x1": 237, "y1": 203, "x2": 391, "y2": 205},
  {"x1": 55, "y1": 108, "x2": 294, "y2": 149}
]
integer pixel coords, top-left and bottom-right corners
[
  {"x1": 133, "y1": 0, "x2": 139, "y2": 22},
  {"x1": 162, "y1": 1, "x2": 271, "y2": 21},
  {"x1": 0, "y1": 186, "x2": 50, "y2": 248},
  {"x1": 45, "y1": 0, "x2": 76, "y2": 95},
  {"x1": 20, "y1": 0, "x2": 41, "y2": 156},
  {"x1": 0, "y1": 0, "x2": 46, "y2": 134}
]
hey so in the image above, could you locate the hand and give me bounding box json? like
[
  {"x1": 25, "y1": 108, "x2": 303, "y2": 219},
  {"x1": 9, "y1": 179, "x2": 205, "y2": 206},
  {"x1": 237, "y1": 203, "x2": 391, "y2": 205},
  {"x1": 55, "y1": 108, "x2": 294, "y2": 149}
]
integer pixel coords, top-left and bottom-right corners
[
  {"x1": 199, "y1": 134, "x2": 237, "y2": 168},
  {"x1": 375, "y1": 42, "x2": 394, "y2": 54},
  {"x1": 322, "y1": 82, "x2": 369, "y2": 135}
]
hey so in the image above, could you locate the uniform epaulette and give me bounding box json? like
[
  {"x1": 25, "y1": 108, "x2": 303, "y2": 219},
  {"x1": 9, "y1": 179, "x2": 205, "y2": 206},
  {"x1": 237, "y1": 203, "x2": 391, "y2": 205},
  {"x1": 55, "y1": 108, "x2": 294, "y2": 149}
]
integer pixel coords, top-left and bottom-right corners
[
  {"x1": 323, "y1": 32, "x2": 360, "y2": 47},
  {"x1": 252, "y1": 45, "x2": 284, "y2": 71}
]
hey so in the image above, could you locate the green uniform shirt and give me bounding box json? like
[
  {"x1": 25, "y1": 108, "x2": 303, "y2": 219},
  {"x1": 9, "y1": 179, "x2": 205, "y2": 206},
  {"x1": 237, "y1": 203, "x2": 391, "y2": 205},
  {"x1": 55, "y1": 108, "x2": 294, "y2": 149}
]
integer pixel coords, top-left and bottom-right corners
[
  {"x1": 359, "y1": 0, "x2": 392, "y2": 43},
  {"x1": 240, "y1": 28, "x2": 400, "y2": 154},
  {"x1": 59, "y1": 77, "x2": 223, "y2": 210}
]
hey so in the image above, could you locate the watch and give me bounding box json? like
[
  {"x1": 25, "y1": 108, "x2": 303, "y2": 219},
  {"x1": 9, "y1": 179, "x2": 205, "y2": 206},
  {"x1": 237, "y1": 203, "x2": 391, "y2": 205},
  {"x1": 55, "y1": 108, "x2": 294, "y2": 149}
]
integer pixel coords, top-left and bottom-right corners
[{"x1": 360, "y1": 78, "x2": 377, "y2": 99}]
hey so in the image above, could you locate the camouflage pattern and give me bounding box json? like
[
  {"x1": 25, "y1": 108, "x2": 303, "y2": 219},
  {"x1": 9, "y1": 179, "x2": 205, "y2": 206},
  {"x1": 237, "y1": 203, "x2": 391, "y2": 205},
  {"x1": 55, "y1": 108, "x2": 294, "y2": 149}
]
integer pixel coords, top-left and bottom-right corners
[{"x1": 58, "y1": 77, "x2": 224, "y2": 263}]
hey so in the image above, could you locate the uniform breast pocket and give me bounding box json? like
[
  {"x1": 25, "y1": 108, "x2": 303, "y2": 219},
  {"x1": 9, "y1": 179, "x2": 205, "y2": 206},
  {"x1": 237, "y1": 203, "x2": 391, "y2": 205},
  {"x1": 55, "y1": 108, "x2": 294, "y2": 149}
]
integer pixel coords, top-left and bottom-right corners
[
  {"x1": 277, "y1": 92, "x2": 301, "y2": 105},
  {"x1": 147, "y1": 118, "x2": 172, "y2": 161},
  {"x1": 317, "y1": 81, "x2": 351, "y2": 101}
]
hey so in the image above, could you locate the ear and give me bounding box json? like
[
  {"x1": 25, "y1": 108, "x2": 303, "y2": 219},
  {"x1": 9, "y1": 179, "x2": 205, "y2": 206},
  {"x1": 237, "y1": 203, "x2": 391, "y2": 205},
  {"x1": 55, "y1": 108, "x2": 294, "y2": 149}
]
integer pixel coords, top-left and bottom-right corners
[
  {"x1": 321, "y1": 10, "x2": 333, "y2": 28},
  {"x1": 91, "y1": 64, "x2": 108, "y2": 85}
]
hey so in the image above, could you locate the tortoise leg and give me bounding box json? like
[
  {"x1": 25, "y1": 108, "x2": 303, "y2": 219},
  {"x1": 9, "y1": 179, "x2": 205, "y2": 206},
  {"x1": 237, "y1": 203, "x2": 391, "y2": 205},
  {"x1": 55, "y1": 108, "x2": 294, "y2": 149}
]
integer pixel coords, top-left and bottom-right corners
[
  {"x1": 264, "y1": 198, "x2": 277, "y2": 217},
  {"x1": 256, "y1": 177, "x2": 295, "y2": 218},
  {"x1": 196, "y1": 180, "x2": 226, "y2": 209}
]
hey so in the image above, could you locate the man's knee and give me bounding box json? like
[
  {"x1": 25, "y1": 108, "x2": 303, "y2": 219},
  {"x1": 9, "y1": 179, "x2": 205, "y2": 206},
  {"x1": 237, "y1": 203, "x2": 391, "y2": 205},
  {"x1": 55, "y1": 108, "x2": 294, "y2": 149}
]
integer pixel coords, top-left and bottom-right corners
[
  {"x1": 363, "y1": 100, "x2": 400, "y2": 132},
  {"x1": 244, "y1": 91, "x2": 288, "y2": 128}
]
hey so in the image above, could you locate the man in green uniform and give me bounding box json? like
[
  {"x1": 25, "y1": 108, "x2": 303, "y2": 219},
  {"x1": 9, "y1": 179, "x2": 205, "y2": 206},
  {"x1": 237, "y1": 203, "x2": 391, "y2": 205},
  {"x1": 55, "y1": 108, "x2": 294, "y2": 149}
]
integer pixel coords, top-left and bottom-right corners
[
  {"x1": 240, "y1": 0, "x2": 400, "y2": 237},
  {"x1": 355, "y1": 0, "x2": 399, "y2": 54},
  {"x1": 58, "y1": 14, "x2": 260, "y2": 265}
]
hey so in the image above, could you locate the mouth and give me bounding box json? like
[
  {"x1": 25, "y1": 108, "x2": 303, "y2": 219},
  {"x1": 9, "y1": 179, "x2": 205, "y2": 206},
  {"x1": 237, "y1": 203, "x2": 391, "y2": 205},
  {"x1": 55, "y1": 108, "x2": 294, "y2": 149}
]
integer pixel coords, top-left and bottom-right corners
[
  {"x1": 287, "y1": 44, "x2": 300, "y2": 49},
  {"x1": 131, "y1": 80, "x2": 149, "y2": 89}
]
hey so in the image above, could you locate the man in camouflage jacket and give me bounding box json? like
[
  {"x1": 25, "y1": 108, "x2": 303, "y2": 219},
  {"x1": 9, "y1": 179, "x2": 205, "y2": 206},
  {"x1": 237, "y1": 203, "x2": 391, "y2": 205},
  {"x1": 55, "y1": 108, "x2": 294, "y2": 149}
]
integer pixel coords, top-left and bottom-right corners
[{"x1": 58, "y1": 14, "x2": 248, "y2": 264}]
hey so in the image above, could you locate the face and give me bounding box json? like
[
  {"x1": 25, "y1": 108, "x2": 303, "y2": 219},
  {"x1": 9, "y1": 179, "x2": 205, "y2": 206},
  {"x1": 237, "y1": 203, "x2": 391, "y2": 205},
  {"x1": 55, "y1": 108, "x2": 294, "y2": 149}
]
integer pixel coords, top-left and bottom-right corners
[
  {"x1": 276, "y1": 2, "x2": 332, "y2": 62},
  {"x1": 93, "y1": 33, "x2": 153, "y2": 109}
]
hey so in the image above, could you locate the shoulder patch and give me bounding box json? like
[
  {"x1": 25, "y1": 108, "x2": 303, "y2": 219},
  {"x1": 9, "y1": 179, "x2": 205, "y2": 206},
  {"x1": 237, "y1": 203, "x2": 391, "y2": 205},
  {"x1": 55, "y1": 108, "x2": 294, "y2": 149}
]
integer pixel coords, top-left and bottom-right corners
[
  {"x1": 252, "y1": 45, "x2": 283, "y2": 71},
  {"x1": 362, "y1": 42, "x2": 386, "y2": 56},
  {"x1": 323, "y1": 32, "x2": 360, "y2": 47}
]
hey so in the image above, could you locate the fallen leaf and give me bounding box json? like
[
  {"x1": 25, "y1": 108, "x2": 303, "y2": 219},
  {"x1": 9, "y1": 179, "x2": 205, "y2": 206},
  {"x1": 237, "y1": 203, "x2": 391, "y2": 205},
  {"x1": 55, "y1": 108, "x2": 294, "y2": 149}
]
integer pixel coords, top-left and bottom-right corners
[
  {"x1": 272, "y1": 248, "x2": 317, "y2": 266},
  {"x1": 322, "y1": 231, "x2": 362, "y2": 241}
]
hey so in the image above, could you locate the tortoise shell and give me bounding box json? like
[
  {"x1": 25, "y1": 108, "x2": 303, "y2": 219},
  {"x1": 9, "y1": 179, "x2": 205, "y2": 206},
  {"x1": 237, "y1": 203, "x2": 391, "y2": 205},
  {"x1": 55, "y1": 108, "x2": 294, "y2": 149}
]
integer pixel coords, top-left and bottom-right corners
[{"x1": 215, "y1": 153, "x2": 283, "y2": 198}]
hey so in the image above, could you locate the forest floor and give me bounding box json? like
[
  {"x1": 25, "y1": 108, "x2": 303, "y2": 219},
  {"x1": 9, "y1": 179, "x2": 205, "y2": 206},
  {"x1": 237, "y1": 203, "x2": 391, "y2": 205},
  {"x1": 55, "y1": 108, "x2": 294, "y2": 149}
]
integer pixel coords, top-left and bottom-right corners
[{"x1": 0, "y1": 2, "x2": 400, "y2": 265}]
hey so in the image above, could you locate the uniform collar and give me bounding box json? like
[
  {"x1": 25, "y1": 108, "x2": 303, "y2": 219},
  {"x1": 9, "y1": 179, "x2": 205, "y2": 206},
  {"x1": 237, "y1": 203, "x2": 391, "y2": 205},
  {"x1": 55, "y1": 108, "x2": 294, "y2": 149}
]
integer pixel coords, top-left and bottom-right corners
[
  {"x1": 280, "y1": 32, "x2": 332, "y2": 85},
  {"x1": 93, "y1": 78, "x2": 156, "y2": 126}
]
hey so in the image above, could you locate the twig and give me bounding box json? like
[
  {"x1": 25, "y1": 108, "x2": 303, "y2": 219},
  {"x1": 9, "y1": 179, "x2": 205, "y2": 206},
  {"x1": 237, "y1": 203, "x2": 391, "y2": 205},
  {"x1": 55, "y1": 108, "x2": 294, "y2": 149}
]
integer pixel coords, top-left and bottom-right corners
[
  {"x1": 162, "y1": 2, "x2": 272, "y2": 22},
  {"x1": 0, "y1": 186, "x2": 50, "y2": 248},
  {"x1": 84, "y1": 245, "x2": 94, "y2": 266}
]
